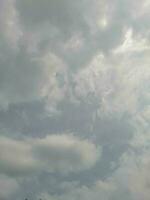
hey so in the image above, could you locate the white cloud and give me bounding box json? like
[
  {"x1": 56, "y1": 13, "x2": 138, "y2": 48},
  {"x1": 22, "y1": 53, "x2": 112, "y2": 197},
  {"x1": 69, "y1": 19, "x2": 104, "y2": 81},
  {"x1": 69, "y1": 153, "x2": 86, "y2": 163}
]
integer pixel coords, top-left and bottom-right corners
[
  {"x1": 74, "y1": 47, "x2": 150, "y2": 116},
  {"x1": 0, "y1": 1, "x2": 68, "y2": 110},
  {"x1": 0, "y1": 136, "x2": 36, "y2": 176},
  {"x1": 0, "y1": 134, "x2": 101, "y2": 176},
  {"x1": 113, "y1": 28, "x2": 150, "y2": 54},
  {"x1": 0, "y1": 0, "x2": 22, "y2": 48}
]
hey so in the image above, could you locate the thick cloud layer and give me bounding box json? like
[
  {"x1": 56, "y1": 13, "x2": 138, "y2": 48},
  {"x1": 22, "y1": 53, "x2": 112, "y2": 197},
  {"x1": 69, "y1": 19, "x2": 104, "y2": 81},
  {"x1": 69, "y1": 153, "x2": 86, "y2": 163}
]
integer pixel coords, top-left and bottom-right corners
[{"x1": 0, "y1": 0, "x2": 150, "y2": 200}]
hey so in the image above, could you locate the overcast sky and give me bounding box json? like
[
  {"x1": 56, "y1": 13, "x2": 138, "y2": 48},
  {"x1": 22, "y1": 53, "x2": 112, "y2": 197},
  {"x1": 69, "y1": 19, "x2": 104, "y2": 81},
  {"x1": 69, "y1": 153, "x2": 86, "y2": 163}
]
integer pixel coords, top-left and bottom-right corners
[{"x1": 0, "y1": 0, "x2": 150, "y2": 199}]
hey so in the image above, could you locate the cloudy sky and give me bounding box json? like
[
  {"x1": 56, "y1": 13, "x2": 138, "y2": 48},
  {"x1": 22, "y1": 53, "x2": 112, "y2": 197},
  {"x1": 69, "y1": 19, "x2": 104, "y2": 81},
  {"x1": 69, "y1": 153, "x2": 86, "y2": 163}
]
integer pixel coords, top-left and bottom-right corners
[{"x1": 0, "y1": 0, "x2": 150, "y2": 199}]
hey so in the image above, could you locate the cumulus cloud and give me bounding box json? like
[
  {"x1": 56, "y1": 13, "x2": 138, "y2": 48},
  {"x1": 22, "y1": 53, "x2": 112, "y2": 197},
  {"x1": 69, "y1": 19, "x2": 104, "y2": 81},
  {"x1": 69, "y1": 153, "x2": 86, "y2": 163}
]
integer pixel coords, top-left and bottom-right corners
[
  {"x1": 74, "y1": 37, "x2": 150, "y2": 116},
  {"x1": 0, "y1": 134, "x2": 101, "y2": 176}
]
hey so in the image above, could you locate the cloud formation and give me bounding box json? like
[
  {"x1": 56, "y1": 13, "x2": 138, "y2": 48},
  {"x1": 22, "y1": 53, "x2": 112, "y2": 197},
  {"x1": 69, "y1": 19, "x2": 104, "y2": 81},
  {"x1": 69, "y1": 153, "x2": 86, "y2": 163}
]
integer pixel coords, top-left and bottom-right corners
[
  {"x1": 0, "y1": 134, "x2": 100, "y2": 176},
  {"x1": 0, "y1": 0, "x2": 150, "y2": 199}
]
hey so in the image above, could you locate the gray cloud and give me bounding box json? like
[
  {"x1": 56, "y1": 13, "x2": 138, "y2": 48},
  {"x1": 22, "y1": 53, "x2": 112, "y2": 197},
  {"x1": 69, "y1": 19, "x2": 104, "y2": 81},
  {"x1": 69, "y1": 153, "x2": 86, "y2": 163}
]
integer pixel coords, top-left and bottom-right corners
[
  {"x1": 0, "y1": 175, "x2": 19, "y2": 200},
  {"x1": 0, "y1": 43, "x2": 67, "y2": 109},
  {"x1": 0, "y1": 0, "x2": 150, "y2": 199},
  {"x1": 37, "y1": 146, "x2": 150, "y2": 200}
]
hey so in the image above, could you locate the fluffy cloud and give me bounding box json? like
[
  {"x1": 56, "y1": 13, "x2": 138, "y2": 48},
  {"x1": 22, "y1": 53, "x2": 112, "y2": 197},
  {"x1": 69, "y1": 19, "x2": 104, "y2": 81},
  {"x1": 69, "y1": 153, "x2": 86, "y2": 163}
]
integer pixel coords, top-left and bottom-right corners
[
  {"x1": 74, "y1": 30, "x2": 150, "y2": 116},
  {"x1": 0, "y1": 134, "x2": 101, "y2": 176}
]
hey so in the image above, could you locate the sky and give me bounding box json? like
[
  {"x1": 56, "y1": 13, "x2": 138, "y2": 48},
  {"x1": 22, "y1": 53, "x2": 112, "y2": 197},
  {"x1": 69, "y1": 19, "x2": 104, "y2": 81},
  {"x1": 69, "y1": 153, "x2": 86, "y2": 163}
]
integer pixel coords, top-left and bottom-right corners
[{"x1": 0, "y1": 0, "x2": 150, "y2": 199}]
